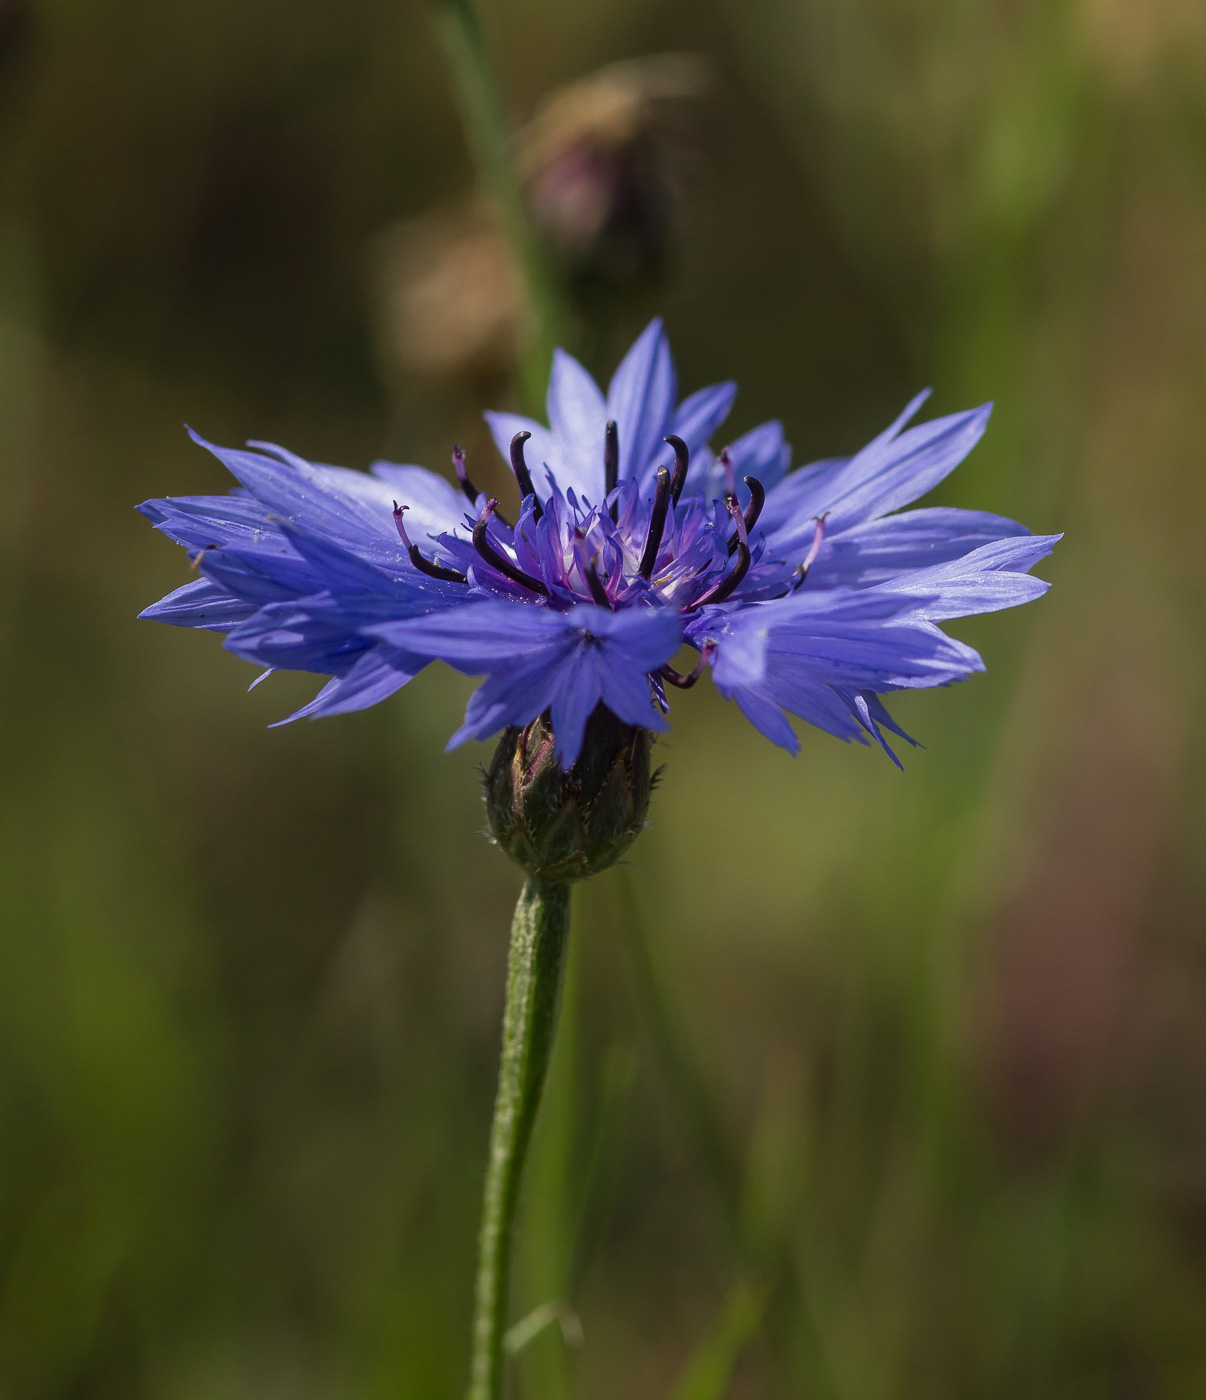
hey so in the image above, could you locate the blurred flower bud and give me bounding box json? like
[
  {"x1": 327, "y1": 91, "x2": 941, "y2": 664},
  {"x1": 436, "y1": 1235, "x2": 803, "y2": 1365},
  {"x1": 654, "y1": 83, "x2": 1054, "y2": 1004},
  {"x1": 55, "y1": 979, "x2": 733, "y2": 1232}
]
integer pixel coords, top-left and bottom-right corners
[
  {"x1": 484, "y1": 705, "x2": 654, "y2": 885},
  {"x1": 518, "y1": 53, "x2": 709, "y2": 298},
  {"x1": 371, "y1": 200, "x2": 521, "y2": 381},
  {"x1": 1082, "y1": 0, "x2": 1206, "y2": 89},
  {"x1": 370, "y1": 53, "x2": 707, "y2": 385}
]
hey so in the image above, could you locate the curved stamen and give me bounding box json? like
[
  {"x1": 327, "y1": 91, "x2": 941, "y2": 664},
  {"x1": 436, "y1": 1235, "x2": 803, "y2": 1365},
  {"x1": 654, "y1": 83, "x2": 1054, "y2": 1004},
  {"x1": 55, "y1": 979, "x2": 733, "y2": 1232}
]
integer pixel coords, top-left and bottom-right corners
[
  {"x1": 452, "y1": 445, "x2": 480, "y2": 507},
  {"x1": 728, "y1": 474, "x2": 766, "y2": 556},
  {"x1": 393, "y1": 503, "x2": 468, "y2": 584},
  {"x1": 661, "y1": 642, "x2": 714, "y2": 689},
  {"x1": 509, "y1": 432, "x2": 543, "y2": 521},
  {"x1": 638, "y1": 465, "x2": 672, "y2": 580},
  {"x1": 690, "y1": 494, "x2": 750, "y2": 610},
  {"x1": 664, "y1": 434, "x2": 689, "y2": 505},
  {"x1": 473, "y1": 498, "x2": 549, "y2": 596},
  {"x1": 792, "y1": 512, "x2": 829, "y2": 589},
  {"x1": 573, "y1": 528, "x2": 612, "y2": 609}
]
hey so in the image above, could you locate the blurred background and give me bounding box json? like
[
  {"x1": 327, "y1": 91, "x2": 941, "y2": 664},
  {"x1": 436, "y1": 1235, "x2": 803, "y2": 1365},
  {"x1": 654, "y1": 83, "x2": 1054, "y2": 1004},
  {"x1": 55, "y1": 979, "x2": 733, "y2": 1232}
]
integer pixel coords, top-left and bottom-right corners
[{"x1": 1, "y1": 0, "x2": 1205, "y2": 1395}]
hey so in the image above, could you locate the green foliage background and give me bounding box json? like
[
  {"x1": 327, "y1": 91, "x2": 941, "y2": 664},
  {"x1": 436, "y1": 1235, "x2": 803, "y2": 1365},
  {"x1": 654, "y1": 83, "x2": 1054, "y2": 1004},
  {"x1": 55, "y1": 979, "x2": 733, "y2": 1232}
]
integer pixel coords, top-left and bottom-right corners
[{"x1": 1, "y1": 0, "x2": 1204, "y2": 1395}]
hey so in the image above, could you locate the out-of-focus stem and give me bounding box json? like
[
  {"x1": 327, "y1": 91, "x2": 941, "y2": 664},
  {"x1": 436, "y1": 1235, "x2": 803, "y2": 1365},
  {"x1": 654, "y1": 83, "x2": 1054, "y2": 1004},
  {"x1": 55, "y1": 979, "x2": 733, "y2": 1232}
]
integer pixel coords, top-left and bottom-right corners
[
  {"x1": 466, "y1": 877, "x2": 571, "y2": 1400},
  {"x1": 671, "y1": 1278, "x2": 769, "y2": 1400},
  {"x1": 430, "y1": 0, "x2": 565, "y2": 414},
  {"x1": 613, "y1": 870, "x2": 742, "y2": 1248},
  {"x1": 616, "y1": 870, "x2": 842, "y2": 1399}
]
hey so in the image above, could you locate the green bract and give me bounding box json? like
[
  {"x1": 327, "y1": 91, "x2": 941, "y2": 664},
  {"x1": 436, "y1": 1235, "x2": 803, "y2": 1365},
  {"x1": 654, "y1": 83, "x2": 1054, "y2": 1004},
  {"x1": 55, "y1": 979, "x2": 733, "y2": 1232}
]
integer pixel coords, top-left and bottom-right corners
[{"x1": 485, "y1": 705, "x2": 654, "y2": 883}]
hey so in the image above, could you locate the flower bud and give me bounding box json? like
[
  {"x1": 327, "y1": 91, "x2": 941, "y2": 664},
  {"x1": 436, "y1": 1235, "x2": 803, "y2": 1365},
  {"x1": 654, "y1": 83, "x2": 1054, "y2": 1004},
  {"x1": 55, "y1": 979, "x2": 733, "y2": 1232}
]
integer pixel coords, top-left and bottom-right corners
[{"x1": 485, "y1": 705, "x2": 654, "y2": 884}]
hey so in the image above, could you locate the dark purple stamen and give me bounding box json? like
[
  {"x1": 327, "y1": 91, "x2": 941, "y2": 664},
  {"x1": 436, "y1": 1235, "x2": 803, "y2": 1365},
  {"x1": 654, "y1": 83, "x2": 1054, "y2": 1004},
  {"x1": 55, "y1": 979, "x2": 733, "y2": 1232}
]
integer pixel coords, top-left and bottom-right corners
[
  {"x1": 393, "y1": 503, "x2": 468, "y2": 584},
  {"x1": 664, "y1": 434, "x2": 689, "y2": 506},
  {"x1": 661, "y1": 643, "x2": 714, "y2": 689},
  {"x1": 604, "y1": 419, "x2": 619, "y2": 497},
  {"x1": 639, "y1": 465, "x2": 672, "y2": 580},
  {"x1": 573, "y1": 528, "x2": 612, "y2": 608},
  {"x1": 607, "y1": 420, "x2": 616, "y2": 526},
  {"x1": 690, "y1": 494, "x2": 750, "y2": 609},
  {"x1": 585, "y1": 561, "x2": 611, "y2": 608},
  {"x1": 473, "y1": 498, "x2": 549, "y2": 596},
  {"x1": 792, "y1": 512, "x2": 829, "y2": 589},
  {"x1": 728, "y1": 474, "x2": 766, "y2": 556},
  {"x1": 509, "y1": 432, "x2": 543, "y2": 521},
  {"x1": 452, "y1": 445, "x2": 480, "y2": 507}
]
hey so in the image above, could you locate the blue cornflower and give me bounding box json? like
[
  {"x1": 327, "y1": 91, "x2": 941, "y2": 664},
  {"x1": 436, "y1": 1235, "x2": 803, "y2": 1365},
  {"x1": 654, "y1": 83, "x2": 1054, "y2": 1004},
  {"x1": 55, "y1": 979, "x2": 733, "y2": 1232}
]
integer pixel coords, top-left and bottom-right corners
[{"x1": 139, "y1": 319, "x2": 1058, "y2": 765}]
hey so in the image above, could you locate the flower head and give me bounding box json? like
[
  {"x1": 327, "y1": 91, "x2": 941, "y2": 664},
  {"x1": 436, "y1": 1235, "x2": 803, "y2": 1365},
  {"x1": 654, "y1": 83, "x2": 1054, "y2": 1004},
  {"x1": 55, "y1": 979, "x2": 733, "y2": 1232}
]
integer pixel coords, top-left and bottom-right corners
[{"x1": 139, "y1": 319, "x2": 1058, "y2": 766}]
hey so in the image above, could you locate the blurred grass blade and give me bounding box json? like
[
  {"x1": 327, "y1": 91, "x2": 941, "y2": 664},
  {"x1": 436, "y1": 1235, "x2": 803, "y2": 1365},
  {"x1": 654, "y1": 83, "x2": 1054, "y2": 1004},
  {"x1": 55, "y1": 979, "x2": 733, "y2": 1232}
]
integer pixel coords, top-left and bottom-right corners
[
  {"x1": 670, "y1": 1278, "x2": 768, "y2": 1400},
  {"x1": 503, "y1": 1299, "x2": 584, "y2": 1356},
  {"x1": 568, "y1": 1039, "x2": 639, "y2": 1299},
  {"x1": 614, "y1": 870, "x2": 741, "y2": 1247},
  {"x1": 429, "y1": 0, "x2": 567, "y2": 412}
]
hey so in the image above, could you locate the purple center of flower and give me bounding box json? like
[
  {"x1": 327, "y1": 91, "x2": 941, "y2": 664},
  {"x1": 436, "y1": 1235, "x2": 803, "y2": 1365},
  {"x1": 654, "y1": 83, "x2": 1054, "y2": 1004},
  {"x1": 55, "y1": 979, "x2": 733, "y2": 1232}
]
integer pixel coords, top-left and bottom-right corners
[{"x1": 392, "y1": 430, "x2": 768, "y2": 623}]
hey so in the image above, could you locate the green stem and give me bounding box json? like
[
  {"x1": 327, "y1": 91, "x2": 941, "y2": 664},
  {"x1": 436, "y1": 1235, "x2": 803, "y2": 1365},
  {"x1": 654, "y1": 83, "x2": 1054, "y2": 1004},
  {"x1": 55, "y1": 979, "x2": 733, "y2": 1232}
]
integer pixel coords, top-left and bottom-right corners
[
  {"x1": 467, "y1": 877, "x2": 572, "y2": 1400},
  {"x1": 430, "y1": 0, "x2": 566, "y2": 414}
]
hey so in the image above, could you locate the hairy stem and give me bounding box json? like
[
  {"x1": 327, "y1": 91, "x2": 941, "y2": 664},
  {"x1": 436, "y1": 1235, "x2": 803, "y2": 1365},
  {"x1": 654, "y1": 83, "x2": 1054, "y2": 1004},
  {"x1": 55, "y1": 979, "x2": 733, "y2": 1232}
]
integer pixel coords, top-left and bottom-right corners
[
  {"x1": 430, "y1": 0, "x2": 566, "y2": 414},
  {"x1": 467, "y1": 877, "x2": 572, "y2": 1400}
]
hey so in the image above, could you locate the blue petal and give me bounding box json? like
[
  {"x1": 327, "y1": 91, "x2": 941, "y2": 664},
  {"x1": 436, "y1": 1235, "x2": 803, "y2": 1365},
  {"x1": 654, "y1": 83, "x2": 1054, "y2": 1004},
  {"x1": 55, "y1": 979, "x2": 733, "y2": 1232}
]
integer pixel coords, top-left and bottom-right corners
[
  {"x1": 138, "y1": 492, "x2": 281, "y2": 550},
  {"x1": 595, "y1": 648, "x2": 671, "y2": 729},
  {"x1": 670, "y1": 381, "x2": 737, "y2": 457},
  {"x1": 371, "y1": 600, "x2": 681, "y2": 678},
  {"x1": 864, "y1": 388, "x2": 932, "y2": 450},
  {"x1": 826, "y1": 405, "x2": 993, "y2": 529},
  {"x1": 772, "y1": 677, "x2": 878, "y2": 744},
  {"x1": 187, "y1": 431, "x2": 410, "y2": 568},
  {"x1": 871, "y1": 534, "x2": 1061, "y2": 620},
  {"x1": 449, "y1": 638, "x2": 671, "y2": 766},
  {"x1": 140, "y1": 495, "x2": 340, "y2": 601},
  {"x1": 730, "y1": 686, "x2": 801, "y2": 754},
  {"x1": 859, "y1": 691, "x2": 918, "y2": 746},
  {"x1": 245, "y1": 439, "x2": 325, "y2": 471},
  {"x1": 762, "y1": 622, "x2": 980, "y2": 689},
  {"x1": 196, "y1": 545, "x2": 322, "y2": 602},
  {"x1": 755, "y1": 456, "x2": 850, "y2": 538},
  {"x1": 272, "y1": 522, "x2": 407, "y2": 594},
  {"x1": 758, "y1": 401, "x2": 991, "y2": 538},
  {"x1": 224, "y1": 596, "x2": 374, "y2": 674},
  {"x1": 717, "y1": 672, "x2": 908, "y2": 759},
  {"x1": 138, "y1": 577, "x2": 257, "y2": 631},
  {"x1": 546, "y1": 349, "x2": 608, "y2": 497},
  {"x1": 797, "y1": 506, "x2": 1034, "y2": 589},
  {"x1": 584, "y1": 604, "x2": 684, "y2": 670},
  {"x1": 368, "y1": 600, "x2": 570, "y2": 670},
  {"x1": 271, "y1": 520, "x2": 466, "y2": 608},
  {"x1": 730, "y1": 420, "x2": 792, "y2": 490},
  {"x1": 433, "y1": 603, "x2": 681, "y2": 764},
  {"x1": 450, "y1": 652, "x2": 571, "y2": 748},
  {"x1": 270, "y1": 645, "x2": 424, "y2": 724},
  {"x1": 607, "y1": 318, "x2": 677, "y2": 487},
  {"x1": 709, "y1": 618, "x2": 768, "y2": 688},
  {"x1": 693, "y1": 589, "x2": 981, "y2": 695},
  {"x1": 845, "y1": 690, "x2": 918, "y2": 767}
]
